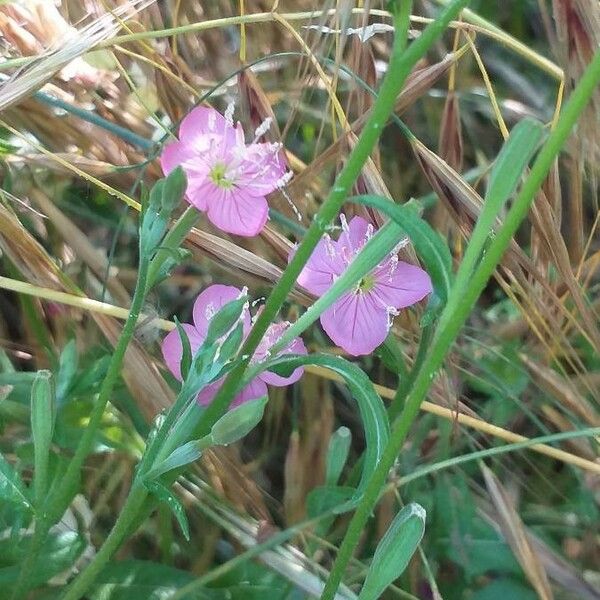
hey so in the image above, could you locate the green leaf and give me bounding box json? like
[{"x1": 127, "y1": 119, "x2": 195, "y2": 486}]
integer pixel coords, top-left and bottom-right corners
[
  {"x1": 159, "y1": 166, "x2": 187, "y2": 213},
  {"x1": 144, "y1": 480, "x2": 190, "y2": 541},
  {"x1": 350, "y1": 195, "x2": 454, "y2": 307},
  {"x1": 205, "y1": 296, "x2": 249, "y2": 345},
  {"x1": 358, "y1": 503, "x2": 426, "y2": 600},
  {"x1": 144, "y1": 439, "x2": 206, "y2": 481},
  {"x1": 30, "y1": 370, "x2": 55, "y2": 506},
  {"x1": 0, "y1": 452, "x2": 31, "y2": 511},
  {"x1": 307, "y1": 485, "x2": 355, "y2": 519},
  {"x1": 89, "y1": 560, "x2": 200, "y2": 600},
  {"x1": 452, "y1": 118, "x2": 544, "y2": 292},
  {"x1": 0, "y1": 530, "x2": 86, "y2": 591},
  {"x1": 174, "y1": 317, "x2": 193, "y2": 381},
  {"x1": 325, "y1": 426, "x2": 352, "y2": 486},
  {"x1": 257, "y1": 353, "x2": 389, "y2": 512},
  {"x1": 56, "y1": 340, "x2": 78, "y2": 405},
  {"x1": 487, "y1": 119, "x2": 544, "y2": 212},
  {"x1": 217, "y1": 321, "x2": 244, "y2": 364},
  {"x1": 208, "y1": 396, "x2": 267, "y2": 446}
]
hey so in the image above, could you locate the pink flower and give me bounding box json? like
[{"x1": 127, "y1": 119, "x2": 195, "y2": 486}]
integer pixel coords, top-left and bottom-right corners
[
  {"x1": 296, "y1": 215, "x2": 432, "y2": 356},
  {"x1": 161, "y1": 284, "x2": 306, "y2": 408},
  {"x1": 160, "y1": 106, "x2": 288, "y2": 237}
]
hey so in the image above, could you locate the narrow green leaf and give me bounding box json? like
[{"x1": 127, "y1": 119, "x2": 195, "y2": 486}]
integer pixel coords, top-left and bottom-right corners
[
  {"x1": 90, "y1": 560, "x2": 198, "y2": 600},
  {"x1": 174, "y1": 317, "x2": 192, "y2": 381},
  {"x1": 487, "y1": 119, "x2": 545, "y2": 209},
  {"x1": 145, "y1": 480, "x2": 190, "y2": 541},
  {"x1": 204, "y1": 296, "x2": 248, "y2": 345},
  {"x1": 325, "y1": 426, "x2": 352, "y2": 486},
  {"x1": 358, "y1": 503, "x2": 426, "y2": 600},
  {"x1": 452, "y1": 118, "x2": 544, "y2": 292},
  {"x1": 257, "y1": 353, "x2": 389, "y2": 512},
  {"x1": 0, "y1": 530, "x2": 86, "y2": 588},
  {"x1": 144, "y1": 439, "x2": 206, "y2": 482},
  {"x1": 0, "y1": 452, "x2": 32, "y2": 511},
  {"x1": 160, "y1": 166, "x2": 187, "y2": 213},
  {"x1": 217, "y1": 321, "x2": 244, "y2": 364},
  {"x1": 56, "y1": 340, "x2": 77, "y2": 405},
  {"x1": 307, "y1": 485, "x2": 355, "y2": 519},
  {"x1": 31, "y1": 370, "x2": 55, "y2": 506},
  {"x1": 208, "y1": 396, "x2": 268, "y2": 446}
]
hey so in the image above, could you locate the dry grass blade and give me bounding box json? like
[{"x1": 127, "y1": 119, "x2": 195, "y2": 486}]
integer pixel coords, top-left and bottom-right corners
[
  {"x1": 438, "y1": 91, "x2": 463, "y2": 173},
  {"x1": 482, "y1": 465, "x2": 554, "y2": 600},
  {"x1": 479, "y1": 498, "x2": 600, "y2": 600},
  {"x1": 185, "y1": 225, "x2": 313, "y2": 305},
  {"x1": 28, "y1": 188, "x2": 131, "y2": 306},
  {"x1": 519, "y1": 353, "x2": 598, "y2": 427},
  {"x1": 0, "y1": 0, "x2": 156, "y2": 112}
]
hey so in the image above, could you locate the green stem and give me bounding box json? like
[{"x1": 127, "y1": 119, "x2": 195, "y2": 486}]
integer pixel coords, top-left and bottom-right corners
[
  {"x1": 10, "y1": 519, "x2": 51, "y2": 600},
  {"x1": 388, "y1": 324, "x2": 433, "y2": 419},
  {"x1": 319, "y1": 43, "x2": 600, "y2": 600},
  {"x1": 11, "y1": 259, "x2": 150, "y2": 599},
  {"x1": 194, "y1": 0, "x2": 464, "y2": 439},
  {"x1": 60, "y1": 486, "x2": 148, "y2": 600},
  {"x1": 46, "y1": 257, "x2": 150, "y2": 525},
  {"x1": 146, "y1": 206, "x2": 199, "y2": 289}
]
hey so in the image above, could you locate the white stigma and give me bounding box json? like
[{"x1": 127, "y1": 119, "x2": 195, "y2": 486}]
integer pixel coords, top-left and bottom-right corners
[
  {"x1": 388, "y1": 254, "x2": 399, "y2": 279},
  {"x1": 224, "y1": 101, "x2": 235, "y2": 125},
  {"x1": 208, "y1": 110, "x2": 216, "y2": 131},
  {"x1": 254, "y1": 116, "x2": 273, "y2": 141},
  {"x1": 324, "y1": 234, "x2": 337, "y2": 258},
  {"x1": 340, "y1": 213, "x2": 350, "y2": 233}
]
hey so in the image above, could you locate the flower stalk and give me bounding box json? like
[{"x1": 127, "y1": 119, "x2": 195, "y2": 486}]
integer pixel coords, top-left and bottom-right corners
[
  {"x1": 320, "y1": 40, "x2": 600, "y2": 600},
  {"x1": 193, "y1": 0, "x2": 454, "y2": 437}
]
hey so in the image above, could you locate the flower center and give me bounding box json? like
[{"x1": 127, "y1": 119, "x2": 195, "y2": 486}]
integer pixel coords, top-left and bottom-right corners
[
  {"x1": 209, "y1": 162, "x2": 234, "y2": 189},
  {"x1": 358, "y1": 274, "x2": 375, "y2": 293}
]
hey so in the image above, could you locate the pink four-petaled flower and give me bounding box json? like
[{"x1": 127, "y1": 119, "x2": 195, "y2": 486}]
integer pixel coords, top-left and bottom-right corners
[
  {"x1": 161, "y1": 284, "x2": 306, "y2": 408},
  {"x1": 160, "y1": 106, "x2": 288, "y2": 237},
  {"x1": 295, "y1": 215, "x2": 432, "y2": 356}
]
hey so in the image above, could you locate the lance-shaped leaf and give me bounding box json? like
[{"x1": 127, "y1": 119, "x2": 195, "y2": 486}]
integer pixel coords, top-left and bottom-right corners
[{"x1": 358, "y1": 503, "x2": 426, "y2": 600}]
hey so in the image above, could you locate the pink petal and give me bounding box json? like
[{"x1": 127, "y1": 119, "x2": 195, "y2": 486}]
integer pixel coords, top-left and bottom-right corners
[
  {"x1": 196, "y1": 375, "x2": 267, "y2": 408},
  {"x1": 372, "y1": 260, "x2": 433, "y2": 309},
  {"x1": 236, "y1": 143, "x2": 287, "y2": 197},
  {"x1": 160, "y1": 140, "x2": 195, "y2": 176},
  {"x1": 196, "y1": 379, "x2": 222, "y2": 406},
  {"x1": 192, "y1": 284, "x2": 251, "y2": 337},
  {"x1": 295, "y1": 237, "x2": 345, "y2": 296},
  {"x1": 184, "y1": 176, "x2": 219, "y2": 212},
  {"x1": 233, "y1": 377, "x2": 268, "y2": 407},
  {"x1": 206, "y1": 187, "x2": 268, "y2": 236},
  {"x1": 256, "y1": 322, "x2": 307, "y2": 386},
  {"x1": 337, "y1": 215, "x2": 370, "y2": 256},
  {"x1": 178, "y1": 106, "x2": 237, "y2": 147},
  {"x1": 320, "y1": 292, "x2": 390, "y2": 356},
  {"x1": 161, "y1": 323, "x2": 205, "y2": 380}
]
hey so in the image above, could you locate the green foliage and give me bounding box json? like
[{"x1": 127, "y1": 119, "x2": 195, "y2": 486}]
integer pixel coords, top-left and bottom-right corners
[
  {"x1": 0, "y1": 530, "x2": 86, "y2": 596},
  {"x1": 0, "y1": 453, "x2": 31, "y2": 512},
  {"x1": 261, "y1": 352, "x2": 390, "y2": 512},
  {"x1": 358, "y1": 503, "x2": 426, "y2": 600}
]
